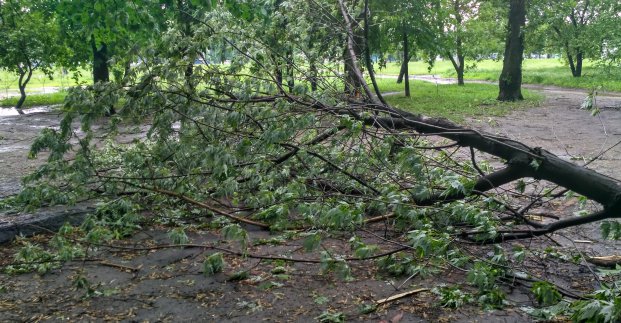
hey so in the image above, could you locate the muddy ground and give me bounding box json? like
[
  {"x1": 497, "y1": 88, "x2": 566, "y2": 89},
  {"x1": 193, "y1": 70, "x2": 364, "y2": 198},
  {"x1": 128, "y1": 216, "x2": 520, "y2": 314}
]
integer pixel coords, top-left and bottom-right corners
[{"x1": 0, "y1": 83, "x2": 620, "y2": 322}]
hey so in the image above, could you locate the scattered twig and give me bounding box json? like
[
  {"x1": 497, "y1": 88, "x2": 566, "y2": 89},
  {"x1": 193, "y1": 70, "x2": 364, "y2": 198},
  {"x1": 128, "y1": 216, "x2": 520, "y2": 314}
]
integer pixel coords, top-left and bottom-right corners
[
  {"x1": 99, "y1": 260, "x2": 141, "y2": 272},
  {"x1": 375, "y1": 288, "x2": 430, "y2": 306}
]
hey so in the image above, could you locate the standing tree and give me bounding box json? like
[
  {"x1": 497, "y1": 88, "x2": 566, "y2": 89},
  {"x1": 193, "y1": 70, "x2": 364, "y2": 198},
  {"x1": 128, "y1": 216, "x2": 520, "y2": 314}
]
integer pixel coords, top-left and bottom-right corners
[
  {"x1": 55, "y1": 0, "x2": 156, "y2": 85},
  {"x1": 0, "y1": 0, "x2": 60, "y2": 113},
  {"x1": 530, "y1": 0, "x2": 621, "y2": 77},
  {"x1": 437, "y1": 0, "x2": 504, "y2": 85},
  {"x1": 372, "y1": 0, "x2": 436, "y2": 97},
  {"x1": 497, "y1": 0, "x2": 526, "y2": 101}
]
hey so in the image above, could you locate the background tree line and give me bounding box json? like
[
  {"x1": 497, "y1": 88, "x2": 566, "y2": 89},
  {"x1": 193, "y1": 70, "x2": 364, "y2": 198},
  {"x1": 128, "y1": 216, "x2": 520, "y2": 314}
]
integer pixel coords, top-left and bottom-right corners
[{"x1": 2, "y1": 0, "x2": 621, "y2": 110}]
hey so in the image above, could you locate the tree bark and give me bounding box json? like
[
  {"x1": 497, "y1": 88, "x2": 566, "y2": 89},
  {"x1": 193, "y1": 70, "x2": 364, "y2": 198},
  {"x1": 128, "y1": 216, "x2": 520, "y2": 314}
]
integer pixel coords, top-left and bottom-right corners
[
  {"x1": 310, "y1": 62, "x2": 318, "y2": 92},
  {"x1": 567, "y1": 50, "x2": 577, "y2": 76},
  {"x1": 403, "y1": 30, "x2": 410, "y2": 97},
  {"x1": 449, "y1": 0, "x2": 465, "y2": 86},
  {"x1": 91, "y1": 35, "x2": 110, "y2": 83},
  {"x1": 575, "y1": 50, "x2": 583, "y2": 77},
  {"x1": 396, "y1": 54, "x2": 412, "y2": 84},
  {"x1": 338, "y1": 0, "x2": 382, "y2": 106},
  {"x1": 363, "y1": 0, "x2": 387, "y2": 105},
  {"x1": 15, "y1": 63, "x2": 33, "y2": 113},
  {"x1": 177, "y1": 0, "x2": 195, "y2": 86},
  {"x1": 90, "y1": 35, "x2": 114, "y2": 115},
  {"x1": 286, "y1": 49, "x2": 294, "y2": 92},
  {"x1": 448, "y1": 53, "x2": 465, "y2": 86},
  {"x1": 339, "y1": 0, "x2": 369, "y2": 100},
  {"x1": 497, "y1": 0, "x2": 525, "y2": 101}
]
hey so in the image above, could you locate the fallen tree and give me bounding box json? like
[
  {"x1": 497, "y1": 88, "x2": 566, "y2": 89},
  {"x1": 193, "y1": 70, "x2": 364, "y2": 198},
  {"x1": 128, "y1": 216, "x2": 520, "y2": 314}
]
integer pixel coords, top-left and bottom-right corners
[{"x1": 2, "y1": 1, "x2": 621, "y2": 320}]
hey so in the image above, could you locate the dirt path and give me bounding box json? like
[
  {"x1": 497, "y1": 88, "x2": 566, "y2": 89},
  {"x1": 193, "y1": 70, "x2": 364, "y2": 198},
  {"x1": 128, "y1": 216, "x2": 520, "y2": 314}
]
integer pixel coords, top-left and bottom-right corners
[
  {"x1": 1, "y1": 83, "x2": 620, "y2": 321},
  {"x1": 471, "y1": 84, "x2": 621, "y2": 181}
]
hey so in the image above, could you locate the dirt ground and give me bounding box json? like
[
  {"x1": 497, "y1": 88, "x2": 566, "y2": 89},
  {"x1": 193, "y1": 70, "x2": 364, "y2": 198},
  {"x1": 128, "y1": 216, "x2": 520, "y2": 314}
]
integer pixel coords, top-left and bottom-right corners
[{"x1": 0, "y1": 83, "x2": 620, "y2": 322}]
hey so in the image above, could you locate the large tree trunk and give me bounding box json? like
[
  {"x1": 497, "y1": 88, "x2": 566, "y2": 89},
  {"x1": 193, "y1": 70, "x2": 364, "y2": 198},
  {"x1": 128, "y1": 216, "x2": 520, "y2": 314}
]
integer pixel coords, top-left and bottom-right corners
[
  {"x1": 90, "y1": 35, "x2": 114, "y2": 115},
  {"x1": 91, "y1": 36, "x2": 110, "y2": 83},
  {"x1": 497, "y1": 0, "x2": 525, "y2": 101}
]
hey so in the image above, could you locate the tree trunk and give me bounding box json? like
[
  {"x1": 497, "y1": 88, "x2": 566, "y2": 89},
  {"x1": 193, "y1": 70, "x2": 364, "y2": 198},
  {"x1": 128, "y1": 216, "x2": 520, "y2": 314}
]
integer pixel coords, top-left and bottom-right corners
[
  {"x1": 90, "y1": 35, "x2": 114, "y2": 115},
  {"x1": 403, "y1": 31, "x2": 410, "y2": 97},
  {"x1": 15, "y1": 64, "x2": 33, "y2": 114},
  {"x1": 310, "y1": 62, "x2": 318, "y2": 92},
  {"x1": 451, "y1": 0, "x2": 465, "y2": 86},
  {"x1": 91, "y1": 36, "x2": 110, "y2": 83},
  {"x1": 575, "y1": 50, "x2": 583, "y2": 77},
  {"x1": 275, "y1": 66, "x2": 283, "y2": 90},
  {"x1": 337, "y1": 0, "x2": 377, "y2": 103},
  {"x1": 497, "y1": 0, "x2": 526, "y2": 101},
  {"x1": 363, "y1": 0, "x2": 387, "y2": 105},
  {"x1": 286, "y1": 49, "x2": 294, "y2": 92},
  {"x1": 448, "y1": 53, "x2": 465, "y2": 86},
  {"x1": 396, "y1": 54, "x2": 413, "y2": 84},
  {"x1": 567, "y1": 50, "x2": 577, "y2": 77}
]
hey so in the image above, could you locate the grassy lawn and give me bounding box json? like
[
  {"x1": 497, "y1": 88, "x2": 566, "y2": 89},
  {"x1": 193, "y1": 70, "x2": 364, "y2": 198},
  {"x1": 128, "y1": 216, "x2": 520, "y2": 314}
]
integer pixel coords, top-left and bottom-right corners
[
  {"x1": 0, "y1": 91, "x2": 67, "y2": 108},
  {"x1": 0, "y1": 80, "x2": 542, "y2": 123},
  {"x1": 0, "y1": 68, "x2": 90, "y2": 90},
  {"x1": 376, "y1": 78, "x2": 543, "y2": 122},
  {"x1": 377, "y1": 58, "x2": 621, "y2": 92}
]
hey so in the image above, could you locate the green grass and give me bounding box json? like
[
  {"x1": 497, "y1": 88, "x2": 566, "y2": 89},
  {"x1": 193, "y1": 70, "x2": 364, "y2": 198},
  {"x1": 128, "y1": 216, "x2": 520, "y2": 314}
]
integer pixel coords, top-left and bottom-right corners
[
  {"x1": 0, "y1": 91, "x2": 67, "y2": 108},
  {"x1": 0, "y1": 67, "x2": 90, "y2": 90},
  {"x1": 376, "y1": 58, "x2": 621, "y2": 92},
  {"x1": 376, "y1": 78, "x2": 543, "y2": 122}
]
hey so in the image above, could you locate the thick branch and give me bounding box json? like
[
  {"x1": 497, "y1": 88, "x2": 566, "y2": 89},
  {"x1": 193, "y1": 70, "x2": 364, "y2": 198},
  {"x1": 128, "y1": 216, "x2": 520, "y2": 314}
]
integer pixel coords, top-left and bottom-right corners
[{"x1": 471, "y1": 207, "x2": 621, "y2": 243}]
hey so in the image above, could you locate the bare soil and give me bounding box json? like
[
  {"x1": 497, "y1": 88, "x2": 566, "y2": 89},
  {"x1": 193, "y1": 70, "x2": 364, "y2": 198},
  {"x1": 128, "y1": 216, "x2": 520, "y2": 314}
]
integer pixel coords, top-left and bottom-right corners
[{"x1": 0, "y1": 84, "x2": 620, "y2": 322}]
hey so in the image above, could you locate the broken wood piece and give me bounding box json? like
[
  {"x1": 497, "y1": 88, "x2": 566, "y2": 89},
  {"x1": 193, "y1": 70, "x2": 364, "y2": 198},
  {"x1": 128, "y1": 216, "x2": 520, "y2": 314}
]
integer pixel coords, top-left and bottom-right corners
[
  {"x1": 364, "y1": 213, "x2": 395, "y2": 224},
  {"x1": 376, "y1": 288, "x2": 429, "y2": 306},
  {"x1": 586, "y1": 255, "x2": 621, "y2": 267},
  {"x1": 99, "y1": 260, "x2": 141, "y2": 272}
]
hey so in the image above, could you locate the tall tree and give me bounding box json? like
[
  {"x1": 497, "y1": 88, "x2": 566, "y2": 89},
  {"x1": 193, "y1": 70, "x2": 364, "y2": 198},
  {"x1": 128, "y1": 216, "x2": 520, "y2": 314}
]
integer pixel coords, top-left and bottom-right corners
[
  {"x1": 530, "y1": 0, "x2": 621, "y2": 77},
  {"x1": 0, "y1": 0, "x2": 60, "y2": 112},
  {"x1": 497, "y1": 0, "x2": 526, "y2": 101},
  {"x1": 371, "y1": 0, "x2": 436, "y2": 97},
  {"x1": 437, "y1": 0, "x2": 504, "y2": 85},
  {"x1": 56, "y1": 0, "x2": 156, "y2": 84}
]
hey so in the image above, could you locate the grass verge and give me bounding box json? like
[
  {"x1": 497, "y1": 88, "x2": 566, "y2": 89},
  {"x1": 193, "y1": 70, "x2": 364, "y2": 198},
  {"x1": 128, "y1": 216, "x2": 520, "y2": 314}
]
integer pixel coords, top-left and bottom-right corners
[
  {"x1": 0, "y1": 68, "x2": 89, "y2": 89},
  {"x1": 376, "y1": 78, "x2": 543, "y2": 123},
  {"x1": 377, "y1": 58, "x2": 621, "y2": 92},
  {"x1": 0, "y1": 91, "x2": 67, "y2": 108}
]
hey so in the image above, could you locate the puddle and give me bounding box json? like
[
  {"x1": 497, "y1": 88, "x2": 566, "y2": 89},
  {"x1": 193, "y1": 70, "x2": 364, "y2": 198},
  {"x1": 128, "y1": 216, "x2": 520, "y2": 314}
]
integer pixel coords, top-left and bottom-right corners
[
  {"x1": 411, "y1": 75, "x2": 457, "y2": 85},
  {"x1": 0, "y1": 106, "x2": 53, "y2": 117}
]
